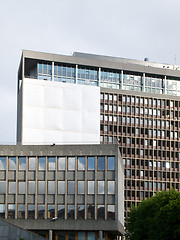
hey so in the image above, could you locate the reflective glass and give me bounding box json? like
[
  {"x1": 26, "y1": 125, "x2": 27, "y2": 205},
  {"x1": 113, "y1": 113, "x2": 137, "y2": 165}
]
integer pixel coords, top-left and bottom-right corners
[
  {"x1": 98, "y1": 181, "x2": 104, "y2": 194},
  {"x1": 9, "y1": 157, "x2": 16, "y2": 170},
  {"x1": 88, "y1": 157, "x2": 95, "y2": 170},
  {"x1": 0, "y1": 181, "x2": 6, "y2": 194},
  {"x1": 18, "y1": 204, "x2": 25, "y2": 218},
  {"x1": 28, "y1": 181, "x2": 35, "y2": 194},
  {"x1": 58, "y1": 157, "x2": 66, "y2": 170},
  {"x1": 108, "y1": 156, "x2": 115, "y2": 170},
  {"x1": 38, "y1": 181, "x2": 45, "y2": 194},
  {"x1": 68, "y1": 157, "x2": 75, "y2": 170},
  {"x1": 108, "y1": 181, "x2": 115, "y2": 194},
  {"x1": 19, "y1": 157, "x2": 26, "y2": 170},
  {"x1": 48, "y1": 181, "x2": 55, "y2": 194},
  {"x1": 88, "y1": 181, "x2": 95, "y2": 194},
  {"x1": 0, "y1": 157, "x2": 6, "y2": 170},
  {"x1": 28, "y1": 204, "x2": 35, "y2": 218},
  {"x1": 58, "y1": 181, "x2": 65, "y2": 194},
  {"x1": 68, "y1": 181, "x2": 75, "y2": 194},
  {"x1": 0, "y1": 204, "x2": 5, "y2": 218},
  {"x1": 68, "y1": 205, "x2": 75, "y2": 219},
  {"x1": 88, "y1": 232, "x2": 95, "y2": 240},
  {"x1": 77, "y1": 205, "x2": 85, "y2": 219},
  {"x1": 48, "y1": 157, "x2": 55, "y2": 170},
  {"x1": 9, "y1": 182, "x2": 16, "y2": 194},
  {"x1": 97, "y1": 205, "x2": 105, "y2": 219},
  {"x1": 78, "y1": 157, "x2": 85, "y2": 170},
  {"x1": 87, "y1": 205, "x2": 95, "y2": 219},
  {"x1": 8, "y1": 204, "x2": 15, "y2": 218},
  {"x1": 39, "y1": 157, "x2": 46, "y2": 170},
  {"x1": 58, "y1": 205, "x2": 65, "y2": 219},
  {"x1": 19, "y1": 182, "x2": 26, "y2": 194},
  {"x1": 78, "y1": 232, "x2": 86, "y2": 240},
  {"x1": 29, "y1": 157, "x2": 36, "y2": 170},
  {"x1": 58, "y1": 231, "x2": 66, "y2": 240},
  {"x1": 107, "y1": 205, "x2": 115, "y2": 219},
  {"x1": 98, "y1": 157, "x2": 105, "y2": 170},
  {"x1": 38, "y1": 205, "x2": 45, "y2": 218},
  {"x1": 48, "y1": 205, "x2": 55, "y2": 218},
  {"x1": 78, "y1": 181, "x2": 85, "y2": 194}
]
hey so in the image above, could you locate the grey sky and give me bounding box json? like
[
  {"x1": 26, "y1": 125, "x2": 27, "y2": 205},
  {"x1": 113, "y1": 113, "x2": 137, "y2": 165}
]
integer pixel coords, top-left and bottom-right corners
[{"x1": 0, "y1": 0, "x2": 180, "y2": 143}]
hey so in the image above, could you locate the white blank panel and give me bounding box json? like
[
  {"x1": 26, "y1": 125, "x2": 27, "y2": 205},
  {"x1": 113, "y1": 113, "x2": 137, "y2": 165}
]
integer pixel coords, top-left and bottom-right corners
[{"x1": 22, "y1": 79, "x2": 100, "y2": 144}]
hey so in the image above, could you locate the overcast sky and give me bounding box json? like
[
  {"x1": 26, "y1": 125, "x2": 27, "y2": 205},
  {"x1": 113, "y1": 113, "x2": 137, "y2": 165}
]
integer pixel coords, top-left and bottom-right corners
[{"x1": 0, "y1": 0, "x2": 180, "y2": 144}]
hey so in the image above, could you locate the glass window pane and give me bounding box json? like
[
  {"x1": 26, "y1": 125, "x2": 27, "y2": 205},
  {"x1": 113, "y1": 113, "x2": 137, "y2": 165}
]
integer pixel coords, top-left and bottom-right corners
[
  {"x1": 88, "y1": 232, "x2": 95, "y2": 240},
  {"x1": 68, "y1": 157, "x2": 75, "y2": 170},
  {"x1": 48, "y1": 181, "x2": 55, "y2": 194},
  {"x1": 108, "y1": 156, "x2": 115, "y2": 170},
  {"x1": 58, "y1": 231, "x2": 66, "y2": 240},
  {"x1": 97, "y1": 205, "x2": 105, "y2": 219},
  {"x1": 0, "y1": 181, "x2": 6, "y2": 194},
  {"x1": 77, "y1": 205, "x2": 85, "y2": 219},
  {"x1": 98, "y1": 181, "x2": 104, "y2": 194},
  {"x1": 48, "y1": 205, "x2": 55, "y2": 219},
  {"x1": 58, "y1": 181, "x2": 65, "y2": 194},
  {"x1": 78, "y1": 181, "x2": 85, "y2": 194},
  {"x1": 18, "y1": 204, "x2": 25, "y2": 218},
  {"x1": 58, "y1": 157, "x2": 66, "y2": 170},
  {"x1": 88, "y1": 181, "x2": 94, "y2": 194},
  {"x1": 68, "y1": 205, "x2": 75, "y2": 219},
  {"x1": 68, "y1": 181, "x2": 75, "y2": 194},
  {"x1": 29, "y1": 157, "x2": 36, "y2": 170},
  {"x1": 107, "y1": 205, "x2": 115, "y2": 219},
  {"x1": 48, "y1": 157, "x2": 55, "y2": 170},
  {"x1": 88, "y1": 157, "x2": 95, "y2": 170},
  {"x1": 28, "y1": 205, "x2": 35, "y2": 219},
  {"x1": 38, "y1": 181, "x2": 45, "y2": 194},
  {"x1": 0, "y1": 204, "x2": 5, "y2": 218},
  {"x1": 108, "y1": 181, "x2": 115, "y2": 194},
  {"x1": 78, "y1": 157, "x2": 85, "y2": 170},
  {"x1": 19, "y1": 157, "x2": 26, "y2": 170},
  {"x1": 58, "y1": 205, "x2": 65, "y2": 219},
  {"x1": 9, "y1": 157, "x2": 16, "y2": 170},
  {"x1": 0, "y1": 157, "x2": 6, "y2": 170},
  {"x1": 39, "y1": 157, "x2": 46, "y2": 170},
  {"x1": 87, "y1": 205, "x2": 95, "y2": 219},
  {"x1": 9, "y1": 182, "x2": 16, "y2": 194},
  {"x1": 38, "y1": 205, "x2": 45, "y2": 219},
  {"x1": 28, "y1": 181, "x2": 35, "y2": 194},
  {"x1": 78, "y1": 232, "x2": 86, "y2": 240},
  {"x1": 98, "y1": 157, "x2": 105, "y2": 170},
  {"x1": 19, "y1": 182, "x2": 26, "y2": 194},
  {"x1": 8, "y1": 204, "x2": 15, "y2": 218}
]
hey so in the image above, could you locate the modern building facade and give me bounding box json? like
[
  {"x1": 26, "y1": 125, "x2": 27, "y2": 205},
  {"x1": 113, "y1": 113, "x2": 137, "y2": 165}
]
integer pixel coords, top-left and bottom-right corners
[
  {"x1": 17, "y1": 50, "x2": 180, "y2": 221},
  {"x1": 0, "y1": 144, "x2": 124, "y2": 239}
]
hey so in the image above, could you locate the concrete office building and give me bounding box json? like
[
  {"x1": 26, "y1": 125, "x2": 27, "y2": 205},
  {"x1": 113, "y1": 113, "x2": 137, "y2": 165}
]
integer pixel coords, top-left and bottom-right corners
[
  {"x1": 17, "y1": 50, "x2": 180, "y2": 220},
  {"x1": 0, "y1": 144, "x2": 124, "y2": 239}
]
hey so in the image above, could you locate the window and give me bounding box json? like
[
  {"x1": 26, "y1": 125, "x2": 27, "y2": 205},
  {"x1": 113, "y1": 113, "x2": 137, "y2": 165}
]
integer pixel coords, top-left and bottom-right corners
[
  {"x1": 29, "y1": 157, "x2": 36, "y2": 171},
  {"x1": 0, "y1": 157, "x2": 6, "y2": 170},
  {"x1": 68, "y1": 181, "x2": 75, "y2": 194},
  {"x1": 107, "y1": 205, "x2": 115, "y2": 219},
  {"x1": 108, "y1": 156, "x2": 115, "y2": 170},
  {"x1": 18, "y1": 204, "x2": 25, "y2": 219},
  {"x1": 68, "y1": 205, "x2": 75, "y2": 219},
  {"x1": 108, "y1": 181, "x2": 115, "y2": 194},
  {"x1": 0, "y1": 204, "x2": 5, "y2": 218},
  {"x1": 88, "y1": 157, "x2": 95, "y2": 170},
  {"x1": 28, "y1": 181, "x2": 35, "y2": 194},
  {"x1": 68, "y1": 157, "x2": 75, "y2": 170},
  {"x1": 19, "y1": 182, "x2": 26, "y2": 194},
  {"x1": 8, "y1": 204, "x2": 15, "y2": 218},
  {"x1": 97, "y1": 205, "x2": 105, "y2": 219},
  {"x1": 58, "y1": 157, "x2": 66, "y2": 170},
  {"x1": 77, "y1": 205, "x2": 85, "y2": 219},
  {"x1": 38, "y1": 181, "x2": 45, "y2": 194},
  {"x1": 39, "y1": 157, "x2": 46, "y2": 170},
  {"x1": 98, "y1": 181, "x2": 104, "y2": 194},
  {"x1": 48, "y1": 181, "x2": 55, "y2": 194},
  {"x1": 9, "y1": 182, "x2": 16, "y2": 194},
  {"x1": 9, "y1": 157, "x2": 16, "y2": 170},
  {"x1": 78, "y1": 181, "x2": 85, "y2": 194},
  {"x1": 38, "y1": 205, "x2": 45, "y2": 219},
  {"x1": 78, "y1": 157, "x2": 85, "y2": 170},
  {"x1": 98, "y1": 157, "x2": 105, "y2": 170},
  {"x1": 0, "y1": 181, "x2": 6, "y2": 194},
  {"x1": 19, "y1": 157, "x2": 26, "y2": 170},
  {"x1": 48, "y1": 205, "x2": 55, "y2": 219},
  {"x1": 88, "y1": 181, "x2": 95, "y2": 194},
  {"x1": 48, "y1": 157, "x2": 55, "y2": 170},
  {"x1": 28, "y1": 205, "x2": 35, "y2": 219},
  {"x1": 58, "y1": 205, "x2": 65, "y2": 218},
  {"x1": 58, "y1": 181, "x2": 65, "y2": 194},
  {"x1": 87, "y1": 205, "x2": 95, "y2": 219}
]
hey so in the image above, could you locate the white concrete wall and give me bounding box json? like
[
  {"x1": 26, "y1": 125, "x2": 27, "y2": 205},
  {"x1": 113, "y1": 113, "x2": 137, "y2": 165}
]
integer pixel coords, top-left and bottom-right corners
[{"x1": 22, "y1": 79, "x2": 100, "y2": 144}]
